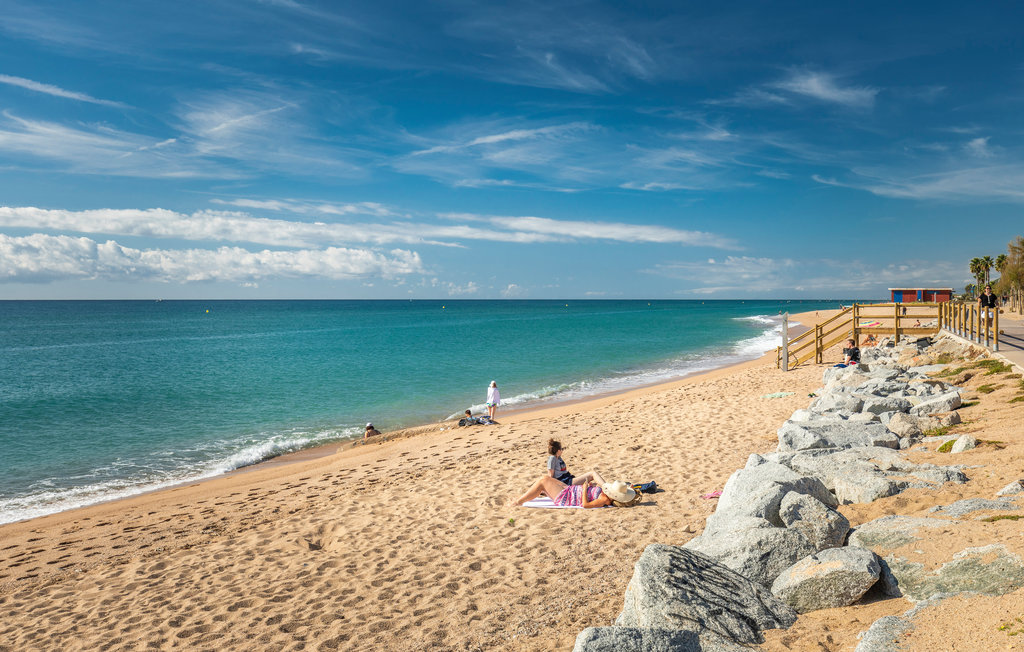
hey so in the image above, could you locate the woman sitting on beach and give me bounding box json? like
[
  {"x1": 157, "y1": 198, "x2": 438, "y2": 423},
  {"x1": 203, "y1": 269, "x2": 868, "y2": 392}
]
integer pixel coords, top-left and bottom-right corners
[
  {"x1": 547, "y1": 438, "x2": 598, "y2": 486},
  {"x1": 511, "y1": 470, "x2": 642, "y2": 508}
]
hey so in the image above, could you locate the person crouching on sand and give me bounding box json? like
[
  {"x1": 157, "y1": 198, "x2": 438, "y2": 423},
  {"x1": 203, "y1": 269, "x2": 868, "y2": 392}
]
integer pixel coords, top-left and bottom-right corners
[
  {"x1": 364, "y1": 422, "x2": 381, "y2": 441},
  {"x1": 486, "y1": 380, "x2": 500, "y2": 419},
  {"x1": 547, "y1": 438, "x2": 599, "y2": 486},
  {"x1": 511, "y1": 471, "x2": 642, "y2": 508}
]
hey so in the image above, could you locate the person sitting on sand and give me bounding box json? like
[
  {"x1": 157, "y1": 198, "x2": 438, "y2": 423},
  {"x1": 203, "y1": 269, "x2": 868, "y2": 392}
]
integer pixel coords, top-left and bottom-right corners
[
  {"x1": 460, "y1": 409, "x2": 496, "y2": 426},
  {"x1": 364, "y1": 422, "x2": 381, "y2": 440},
  {"x1": 511, "y1": 470, "x2": 642, "y2": 508},
  {"x1": 546, "y1": 439, "x2": 599, "y2": 486},
  {"x1": 842, "y1": 338, "x2": 860, "y2": 366}
]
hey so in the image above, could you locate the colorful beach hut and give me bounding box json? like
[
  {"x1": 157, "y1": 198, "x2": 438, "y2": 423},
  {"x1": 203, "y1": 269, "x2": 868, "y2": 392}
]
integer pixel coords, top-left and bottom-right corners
[{"x1": 888, "y1": 288, "x2": 953, "y2": 303}]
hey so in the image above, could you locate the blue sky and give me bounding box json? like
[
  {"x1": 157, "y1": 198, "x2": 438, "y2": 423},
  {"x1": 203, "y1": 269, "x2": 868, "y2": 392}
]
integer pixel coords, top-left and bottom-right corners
[{"x1": 0, "y1": 1, "x2": 1022, "y2": 299}]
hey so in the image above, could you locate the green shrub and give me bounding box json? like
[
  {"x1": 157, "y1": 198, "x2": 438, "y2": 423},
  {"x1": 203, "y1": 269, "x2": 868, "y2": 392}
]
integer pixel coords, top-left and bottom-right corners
[
  {"x1": 977, "y1": 384, "x2": 1001, "y2": 394},
  {"x1": 937, "y1": 440, "x2": 955, "y2": 453}
]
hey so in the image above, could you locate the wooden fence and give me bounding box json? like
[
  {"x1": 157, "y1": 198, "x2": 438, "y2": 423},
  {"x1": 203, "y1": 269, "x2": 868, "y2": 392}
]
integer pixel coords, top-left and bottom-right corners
[
  {"x1": 777, "y1": 302, "x2": 942, "y2": 369},
  {"x1": 938, "y1": 301, "x2": 1000, "y2": 351}
]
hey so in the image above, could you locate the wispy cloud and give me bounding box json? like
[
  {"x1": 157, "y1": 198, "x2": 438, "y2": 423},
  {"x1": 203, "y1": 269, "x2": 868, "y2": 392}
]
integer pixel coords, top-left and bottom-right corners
[
  {"x1": 771, "y1": 70, "x2": 878, "y2": 109},
  {"x1": 410, "y1": 122, "x2": 597, "y2": 156},
  {"x1": 0, "y1": 112, "x2": 218, "y2": 178},
  {"x1": 715, "y1": 70, "x2": 879, "y2": 110},
  {"x1": 441, "y1": 212, "x2": 739, "y2": 248},
  {"x1": 646, "y1": 255, "x2": 966, "y2": 295},
  {"x1": 210, "y1": 198, "x2": 398, "y2": 217},
  {"x1": 964, "y1": 137, "x2": 994, "y2": 158},
  {"x1": 0, "y1": 233, "x2": 423, "y2": 284},
  {"x1": 0, "y1": 204, "x2": 739, "y2": 250},
  {"x1": 814, "y1": 165, "x2": 1024, "y2": 202},
  {"x1": 0, "y1": 74, "x2": 128, "y2": 108}
]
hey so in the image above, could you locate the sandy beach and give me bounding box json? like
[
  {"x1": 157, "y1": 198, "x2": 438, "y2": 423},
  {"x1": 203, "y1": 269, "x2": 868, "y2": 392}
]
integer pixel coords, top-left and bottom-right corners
[{"x1": 2, "y1": 308, "x2": 1023, "y2": 651}]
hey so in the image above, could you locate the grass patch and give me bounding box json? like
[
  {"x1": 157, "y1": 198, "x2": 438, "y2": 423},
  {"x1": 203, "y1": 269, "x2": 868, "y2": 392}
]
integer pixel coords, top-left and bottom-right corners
[
  {"x1": 977, "y1": 384, "x2": 1001, "y2": 394},
  {"x1": 974, "y1": 359, "x2": 1014, "y2": 375},
  {"x1": 1006, "y1": 373, "x2": 1022, "y2": 380},
  {"x1": 937, "y1": 440, "x2": 955, "y2": 453},
  {"x1": 984, "y1": 515, "x2": 1023, "y2": 523},
  {"x1": 1010, "y1": 395, "x2": 1024, "y2": 404},
  {"x1": 934, "y1": 366, "x2": 969, "y2": 378},
  {"x1": 980, "y1": 439, "x2": 1007, "y2": 450},
  {"x1": 922, "y1": 425, "x2": 955, "y2": 438},
  {"x1": 961, "y1": 400, "x2": 980, "y2": 408}
]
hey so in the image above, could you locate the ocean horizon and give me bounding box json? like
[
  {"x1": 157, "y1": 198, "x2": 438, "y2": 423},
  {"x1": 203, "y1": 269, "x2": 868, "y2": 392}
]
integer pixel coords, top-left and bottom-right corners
[{"x1": 0, "y1": 298, "x2": 863, "y2": 524}]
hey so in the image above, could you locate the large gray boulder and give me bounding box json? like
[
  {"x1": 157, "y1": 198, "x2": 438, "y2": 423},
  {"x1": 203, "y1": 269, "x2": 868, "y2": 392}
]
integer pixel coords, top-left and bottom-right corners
[
  {"x1": 929, "y1": 498, "x2": 1018, "y2": 518},
  {"x1": 573, "y1": 627, "x2": 748, "y2": 652},
  {"x1": 615, "y1": 545, "x2": 796, "y2": 645},
  {"x1": 854, "y1": 615, "x2": 912, "y2": 652},
  {"x1": 883, "y1": 544, "x2": 1024, "y2": 602},
  {"x1": 848, "y1": 515, "x2": 950, "y2": 550},
  {"x1": 683, "y1": 525, "x2": 817, "y2": 588},
  {"x1": 713, "y1": 456, "x2": 837, "y2": 525},
  {"x1": 780, "y1": 447, "x2": 967, "y2": 504},
  {"x1": 950, "y1": 435, "x2": 977, "y2": 453},
  {"x1": 885, "y1": 412, "x2": 925, "y2": 437},
  {"x1": 777, "y1": 421, "x2": 899, "y2": 452},
  {"x1": 997, "y1": 480, "x2": 1024, "y2": 497},
  {"x1": 861, "y1": 395, "x2": 912, "y2": 415},
  {"x1": 770, "y1": 547, "x2": 881, "y2": 613},
  {"x1": 833, "y1": 475, "x2": 908, "y2": 505},
  {"x1": 810, "y1": 393, "x2": 864, "y2": 414},
  {"x1": 854, "y1": 379, "x2": 910, "y2": 397},
  {"x1": 910, "y1": 391, "x2": 962, "y2": 415},
  {"x1": 778, "y1": 492, "x2": 849, "y2": 551}
]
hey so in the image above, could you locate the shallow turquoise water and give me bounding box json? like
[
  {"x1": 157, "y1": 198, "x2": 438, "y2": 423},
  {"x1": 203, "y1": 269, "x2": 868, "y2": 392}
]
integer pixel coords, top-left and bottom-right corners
[{"x1": 0, "y1": 298, "x2": 850, "y2": 523}]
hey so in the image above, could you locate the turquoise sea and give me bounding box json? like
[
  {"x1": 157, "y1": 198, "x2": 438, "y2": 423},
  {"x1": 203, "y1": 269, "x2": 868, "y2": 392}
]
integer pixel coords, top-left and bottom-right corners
[{"x1": 0, "y1": 299, "x2": 856, "y2": 524}]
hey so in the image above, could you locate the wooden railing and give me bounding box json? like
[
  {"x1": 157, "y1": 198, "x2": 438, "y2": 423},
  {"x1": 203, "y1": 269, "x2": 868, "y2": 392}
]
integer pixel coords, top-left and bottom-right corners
[
  {"x1": 777, "y1": 302, "x2": 943, "y2": 369},
  {"x1": 938, "y1": 301, "x2": 1000, "y2": 351}
]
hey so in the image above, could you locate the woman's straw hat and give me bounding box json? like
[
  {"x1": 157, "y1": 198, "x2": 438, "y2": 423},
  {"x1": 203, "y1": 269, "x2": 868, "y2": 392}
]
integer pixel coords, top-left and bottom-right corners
[{"x1": 602, "y1": 480, "x2": 640, "y2": 507}]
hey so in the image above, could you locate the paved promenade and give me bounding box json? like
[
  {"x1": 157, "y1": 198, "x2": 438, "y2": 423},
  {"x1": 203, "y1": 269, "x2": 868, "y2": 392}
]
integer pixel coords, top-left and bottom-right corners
[{"x1": 994, "y1": 313, "x2": 1024, "y2": 372}]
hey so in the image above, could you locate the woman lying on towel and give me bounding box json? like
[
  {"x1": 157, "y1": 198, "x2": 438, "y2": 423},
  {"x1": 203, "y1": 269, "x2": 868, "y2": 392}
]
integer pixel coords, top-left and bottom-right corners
[{"x1": 511, "y1": 470, "x2": 642, "y2": 508}]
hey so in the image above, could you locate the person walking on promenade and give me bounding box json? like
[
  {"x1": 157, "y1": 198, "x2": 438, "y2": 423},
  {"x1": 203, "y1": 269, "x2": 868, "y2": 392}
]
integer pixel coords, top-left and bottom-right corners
[
  {"x1": 486, "y1": 381, "x2": 501, "y2": 420},
  {"x1": 979, "y1": 285, "x2": 999, "y2": 332}
]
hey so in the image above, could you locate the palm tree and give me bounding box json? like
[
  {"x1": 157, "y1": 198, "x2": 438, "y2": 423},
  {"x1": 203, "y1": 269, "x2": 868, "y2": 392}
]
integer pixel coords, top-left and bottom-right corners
[
  {"x1": 969, "y1": 258, "x2": 983, "y2": 296},
  {"x1": 980, "y1": 255, "x2": 995, "y2": 286}
]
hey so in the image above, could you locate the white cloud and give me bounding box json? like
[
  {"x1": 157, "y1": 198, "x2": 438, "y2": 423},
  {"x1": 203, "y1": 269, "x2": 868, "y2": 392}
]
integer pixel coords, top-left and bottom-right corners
[
  {"x1": 444, "y1": 213, "x2": 738, "y2": 248},
  {"x1": 210, "y1": 198, "x2": 397, "y2": 217},
  {"x1": 411, "y1": 122, "x2": 596, "y2": 156},
  {"x1": 964, "y1": 137, "x2": 994, "y2": 158},
  {"x1": 0, "y1": 74, "x2": 128, "y2": 108},
  {"x1": 771, "y1": 70, "x2": 878, "y2": 109},
  {"x1": 500, "y1": 283, "x2": 525, "y2": 297},
  {"x1": 0, "y1": 112, "x2": 215, "y2": 178},
  {"x1": 812, "y1": 165, "x2": 1024, "y2": 202},
  {"x1": 0, "y1": 204, "x2": 738, "y2": 250},
  {"x1": 647, "y1": 255, "x2": 965, "y2": 296},
  {"x1": 0, "y1": 233, "x2": 423, "y2": 284}
]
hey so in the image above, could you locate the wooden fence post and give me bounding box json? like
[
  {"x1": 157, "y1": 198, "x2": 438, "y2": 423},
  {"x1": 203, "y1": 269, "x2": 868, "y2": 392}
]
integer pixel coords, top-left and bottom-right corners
[
  {"x1": 994, "y1": 305, "x2": 1000, "y2": 352},
  {"x1": 815, "y1": 323, "x2": 822, "y2": 363},
  {"x1": 782, "y1": 313, "x2": 789, "y2": 371},
  {"x1": 894, "y1": 303, "x2": 900, "y2": 344}
]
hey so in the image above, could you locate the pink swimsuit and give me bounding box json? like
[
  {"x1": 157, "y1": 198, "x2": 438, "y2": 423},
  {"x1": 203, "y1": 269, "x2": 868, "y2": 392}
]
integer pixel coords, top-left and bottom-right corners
[{"x1": 554, "y1": 485, "x2": 603, "y2": 507}]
